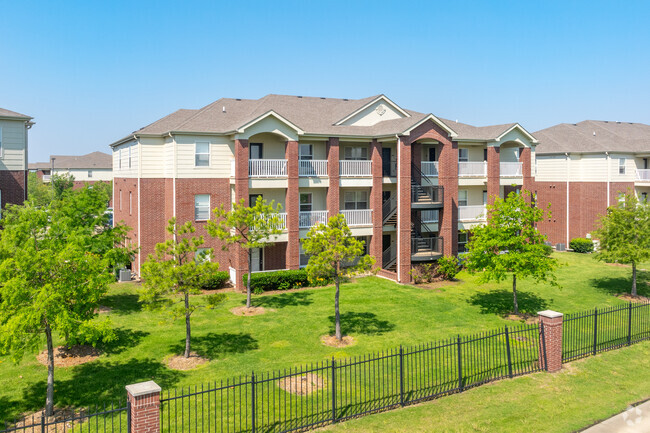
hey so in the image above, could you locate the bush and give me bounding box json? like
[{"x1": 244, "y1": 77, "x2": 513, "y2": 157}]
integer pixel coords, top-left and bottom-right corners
[
  {"x1": 201, "y1": 271, "x2": 230, "y2": 290},
  {"x1": 243, "y1": 269, "x2": 310, "y2": 293},
  {"x1": 437, "y1": 256, "x2": 460, "y2": 280},
  {"x1": 541, "y1": 243, "x2": 553, "y2": 256},
  {"x1": 410, "y1": 263, "x2": 437, "y2": 284},
  {"x1": 570, "y1": 238, "x2": 594, "y2": 253}
]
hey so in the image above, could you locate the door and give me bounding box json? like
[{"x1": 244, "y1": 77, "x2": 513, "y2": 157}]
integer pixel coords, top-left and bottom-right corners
[
  {"x1": 382, "y1": 234, "x2": 391, "y2": 250},
  {"x1": 251, "y1": 248, "x2": 263, "y2": 272},
  {"x1": 250, "y1": 143, "x2": 263, "y2": 159},
  {"x1": 382, "y1": 148, "x2": 392, "y2": 176},
  {"x1": 429, "y1": 147, "x2": 437, "y2": 162}
]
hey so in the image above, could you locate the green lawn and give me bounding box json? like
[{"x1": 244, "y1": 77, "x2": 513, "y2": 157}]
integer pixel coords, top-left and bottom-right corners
[
  {"x1": 320, "y1": 340, "x2": 650, "y2": 433},
  {"x1": 0, "y1": 252, "x2": 647, "y2": 421}
]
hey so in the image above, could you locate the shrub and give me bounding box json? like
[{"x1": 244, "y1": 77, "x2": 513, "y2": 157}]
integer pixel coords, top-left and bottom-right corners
[
  {"x1": 541, "y1": 243, "x2": 553, "y2": 256},
  {"x1": 570, "y1": 238, "x2": 594, "y2": 253},
  {"x1": 243, "y1": 269, "x2": 310, "y2": 293},
  {"x1": 437, "y1": 256, "x2": 461, "y2": 280},
  {"x1": 410, "y1": 263, "x2": 437, "y2": 284},
  {"x1": 200, "y1": 271, "x2": 230, "y2": 290}
]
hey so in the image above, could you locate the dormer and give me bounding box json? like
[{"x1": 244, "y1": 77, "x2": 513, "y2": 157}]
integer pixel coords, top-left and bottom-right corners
[{"x1": 335, "y1": 95, "x2": 411, "y2": 127}]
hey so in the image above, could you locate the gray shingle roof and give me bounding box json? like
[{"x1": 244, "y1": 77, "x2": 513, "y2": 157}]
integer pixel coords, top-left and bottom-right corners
[
  {"x1": 29, "y1": 151, "x2": 112, "y2": 170},
  {"x1": 0, "y1": 108, "x2": 32, "y2": 120},
  {"x1": 534, "y1": 120, "x2": 650, "y2": 154}
]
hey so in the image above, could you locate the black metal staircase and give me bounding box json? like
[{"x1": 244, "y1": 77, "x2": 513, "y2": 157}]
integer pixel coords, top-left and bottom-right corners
[{"x1": 411, "y1": 163, "x2": 443, "y2": 209}]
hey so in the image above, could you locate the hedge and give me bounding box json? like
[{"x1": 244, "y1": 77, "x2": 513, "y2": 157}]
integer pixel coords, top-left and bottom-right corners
[
  {"x1": 570, "y1": 237, "x2": 594, "y2": 253},
  {"x1": 200, "y1": 271, "x2": 230, "y2": 290},
  {"x1": 243, "y1": 269, "x2": 310, "y2": 292}
]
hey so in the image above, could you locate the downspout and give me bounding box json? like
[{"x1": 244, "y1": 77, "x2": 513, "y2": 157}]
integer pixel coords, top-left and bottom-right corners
[
  {"x1": 172, "y1": 133, "x2": 177, "y2": 241},
  {"x1": 24, "y1": 121, "x2": 32, "y2": 201},
  {"x1": 565, "y1": 152, "x2": 570, "y2": 246},
  {"x1": 395, "y1": 134, "x2": 401, "y2": 281},
  {"x1": 137, "y1": 138, "x2": 142, "y2": 274},
  {"x1": 605, "y1": 152, "x2": 610, "y2": 208}
]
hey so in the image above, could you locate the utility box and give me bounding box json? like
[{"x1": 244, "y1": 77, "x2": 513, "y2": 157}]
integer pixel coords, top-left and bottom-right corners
[
  {"x1": 556, "y1": 243, "x2": 566, "y2": 252},
  {"x1": 119, "y1": 269, "x2": 132, "y2": 282}
]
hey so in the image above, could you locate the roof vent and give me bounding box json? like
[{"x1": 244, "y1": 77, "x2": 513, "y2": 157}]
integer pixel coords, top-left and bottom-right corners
[
  {"x1": 593, "y1": 131, "x2": 596, "y2": 136},
  {"x1": 236, "y1": 98, "x2": 241, "y2": 101},
  {"x1": 343, "y1": 99, "x2": 349, "y2": 101},
  {"x1": 320, "y1": 97, "x2": 325, "y2": 99},
  {"x1": 297, "y1": 96, "x2": 303, "y2": 98},
  {"x1": 222, "y1": 106, "x2": 226, "y2": 113},
  {"x1": 616, "y1": 121, "x2": 620, "y2": 124},
  {"x1": 455, "y1": 119, "x2": 458, "y2": 123}
]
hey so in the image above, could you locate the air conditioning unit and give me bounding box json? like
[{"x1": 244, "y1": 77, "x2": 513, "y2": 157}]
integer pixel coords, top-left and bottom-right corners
[
  {"x1": 556, "y1": 243, "x2": 566, "y2": 252},
  {"x1": 119, "y1": 269, "x2": 132, "y2": 282}
]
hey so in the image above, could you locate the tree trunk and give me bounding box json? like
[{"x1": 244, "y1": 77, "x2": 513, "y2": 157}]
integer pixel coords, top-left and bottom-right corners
[
  {"x1": 184, "y1": 292, "x2": 191, "y2": 358},
  {"x1": 334, "y1": 273, "x2": 341, "y2": 341},
  {"x1": 632, "y1": 263, "x2": 637, "y2": 297},
  {"x1": 246, "y1": 250, "x2": 252, "y2": 308},
  {"x1": 45, "y1": 322, "x2": 55, "y2": 417},
  {"x1": 512, "y1": 274, "x2": 519, "y2": 315}
]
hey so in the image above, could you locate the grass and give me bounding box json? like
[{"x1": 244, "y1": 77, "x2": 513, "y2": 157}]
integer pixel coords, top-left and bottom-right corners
[
  {"x1": 0, "y1": 252, "x2": 647, "y2": 421},
  {"x1": 320, "y1": 340, "x2": 650, "y2": 433}
]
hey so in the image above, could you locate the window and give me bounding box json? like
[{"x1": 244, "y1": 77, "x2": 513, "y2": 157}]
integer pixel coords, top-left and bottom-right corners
[
  {"x1": 118, "y1": 149, "x2": 122, "y2": 169},
  {"x1": 356, "y1": 236, "x2": 369, "y2": 255},
  {"x1": 344, "y1": 191, "x2": 368, "y2": 210},
  {"x1": 195, "y1": 142, "x2": 210, "y2": 167},
  {"x1": 459, "y1": 190, "x2": 468, "y2": 207},
  {"x1": 483, "y1": 190, "x2": 488, "y2": 206},
  {"x1": 300, "y1": 144, "x2": 313, "y2": 160},
  {"x1": 195, "y1": 248, "x2": 211, "y2": 263},
  {"x1": 344, "y1": 146, "x2": 368, "y2": 160},
  {"x1": 483, "y1": 148, "x2": 488, "y2": 162},
  {"x1": 249, "y1": 194, "x2": 262, "y2": 206},
  {"x1": 88, "y1": 170, "x2": 93, "y2": 178},
  {"x1": 618, "y1": 193, "x2": 625, "y2": 203},
  {"x1": 458, "y1": 232, "x2": 468, "y2": 253},
  {"x1": 128, "y1": 146, "x2": 132, "y2": 169},
  {"x1": 619, "y1": 158, "x2": 626, "y2": 175},
  {"x1": 458, "y1": 148, "x2": 469, "y2": 162},
  {"x1": 129, "y1": 192, "x2": 132, "y2": 215},
  {"x1": 194, "y1": 194, "x2": 210, "y2": 220},
  {"x1": 642, "y1": 192, "x2": 648, "y2": 204},
  {"x1": 250, "y1": 143, "x2": 263, "y2": 159},
  {"x1": 300, "y1": 193, "x2": 312, "y2": 212}
]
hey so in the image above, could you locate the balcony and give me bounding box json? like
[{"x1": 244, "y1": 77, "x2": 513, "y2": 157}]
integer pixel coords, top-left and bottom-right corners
[
  {"x1": 637, "y1": 169, "x2": 650, "y2": 181},
  {"x1": 299, "y1": 160, "x2": 328, "y2": 177},
  {"x1": 458, "y1": 161, "x2": 487, "y2": 177},
  {"x1": 249, "y1": 159, "x2": 287, "y2": 177},
  {"x1": 459, "y1": 205, "x2": 486, "y2": 222},
  {"x1": 258, "y1": 212, "x2": 287, "y2": 230},
  {"x1": 500, "y1": 162, "x2": 523, "y2": 177},
  {"x1": 421, "y1": 210, "x2": 439, "y2": 223},
  {"x1": 411, "y1": 185, "x2": 444, "y2": 209},
  {"x1": 411, "y1": 236, "x2": 444, "y2": 261},
  {"x1": 340, "y1": 160, "x2": 372, "y2": 177},
  {"x1": 422, "y1": 161, "x2": 439, "y2": 177},
  {"x1": 299, "y1": 210, "x2": 329, "y2": 228},
  {"x1": 42, "y1": 174, "x2": 52, "y2": 182},
  {"x1": 341, "y1": 209, "x2": 372, "y2": 226}
]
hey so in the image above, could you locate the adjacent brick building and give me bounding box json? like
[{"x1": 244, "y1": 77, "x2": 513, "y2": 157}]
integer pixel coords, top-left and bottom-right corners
[
  {"x1": 110, "y1": 94, "x2": 537, "y2": 285},
  {"x1": 0, "y1": 108, "x2": 33, "y2": 209},
  {"x1": 29, "y1": 151, "x2": 113, "y2": 188}
]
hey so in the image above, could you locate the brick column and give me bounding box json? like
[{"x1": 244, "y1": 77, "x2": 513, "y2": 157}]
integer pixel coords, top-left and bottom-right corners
[
  {"x1": 234, "y1": 139, "x2": 249, "y2": 289},
  {"x1": 326, "y1": 138, "x2": 340, "y2": 216},
  {"x1": 285, "y1": 140, "x2": 300, "y2": 270},
  {"x1": 126, "y1": 381, "x2": 161, "y2": 433},
  {"x1": 412, "y1": 141, "x2": 422, "y2": 184},
  {"x1": 438, "y1": 140, "x2": 459, "y2": 256},
  {"x1": 538, "y1": 310, "x2": 563, "y2": 372},
  {"x1": 487, "y1": 145, "x2": 500, "y2": 205},
  {"x1": 370, "y1": 139, "x2": 383, "y2": 267},
  {"x1": 397, "y1": 136, "x2": 412, "y2": 283},
  {"x1": 521, "y1": 147, "x2": 533, "y2": 193}
]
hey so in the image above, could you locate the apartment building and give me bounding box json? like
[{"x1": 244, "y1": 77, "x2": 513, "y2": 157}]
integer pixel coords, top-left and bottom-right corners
[
  {"x1": 110, "y1": 94, "x2": 537, "y2": 285},
  {"x1": 29, "y1": 151, "x2": 113, "y2": 186},
  {"x1": 533, "y1": 120, "x2": 650, "y2": 246},
  {"x1": 0, "y1": 108, "x2": 33, "y2": 209}
]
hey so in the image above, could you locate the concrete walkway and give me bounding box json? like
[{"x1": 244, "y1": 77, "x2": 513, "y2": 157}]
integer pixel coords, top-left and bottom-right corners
[{"x1": 582, "y1": 400, "x2": 650, "y2": 432}]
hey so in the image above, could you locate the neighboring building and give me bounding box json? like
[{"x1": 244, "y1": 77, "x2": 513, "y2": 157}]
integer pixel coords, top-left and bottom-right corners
[
  {"x1": 0, "y1": 108, "x2": 33, "y2": 209},
  {"x1": 29, "y1": 151, "x2": 113, "y2": 187},
  {"x1": 111, "y1": 94, "x2": 537, "y2": 285},
  {"x1": 534, "y1": 120, "x2": 650, "y2": 246}
]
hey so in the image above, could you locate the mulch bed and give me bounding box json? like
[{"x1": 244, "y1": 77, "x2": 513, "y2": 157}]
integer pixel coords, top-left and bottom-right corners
[
  {"x1": 230, "y1": 306, "x2": 269, "y2": 316},
  {"x1": 320, "y1": 335, "x2": 356, "y2": 348},
  {"x1": 505, "y1": 313, "x2": 538, "y2": 324},
  {"x1": 95, "y1": 305, "x2": 112, "y2": 314},
  {"x1": 413, "y1": 279, "x2": 460, "y2": 290},
  {"x1": 165, "y1": 352, "x2": 209, "y2": 370},
  {"x1": 13, "y1": 408, "x2": 81, "y2": 431},
  {"x1": 617, "y1": 293, "x2": 650, "y2": 303},
  {"x1": 36, "y1": 345, "x2": 100, "y2": 368},
  {"x1": 277, "y1": 373, "x2": 326, "y2": 396}
]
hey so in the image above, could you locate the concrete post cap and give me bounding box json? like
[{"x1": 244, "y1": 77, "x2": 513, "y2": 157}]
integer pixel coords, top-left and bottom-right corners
[
  {"x1": 538, "y1": 310, "x2": 563, "y2": 319},
  {"x1": 126, "y1": 381, "x2": 162, "y2": 397}
]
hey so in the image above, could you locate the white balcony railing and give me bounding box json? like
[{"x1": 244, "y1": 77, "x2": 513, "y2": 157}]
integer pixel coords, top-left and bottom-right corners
[
  {"x1": 340, "y1": 160, "x2": 372, "y2": 177},
  {"x1": 258, "y1": 212, "x2": 287, "y2": 230},
  {"x1": 42, "y1": 174, "x2": 52, "y2": 182},
  {"x1": 299, "y1": 160, "x2": 328, "y2": 177},
  {"x1": 299, "y1": 210, "x2": 329, "y2": 228},
  {"x1": 422, "y1": 161, "x2": 439, "y2": 177},
  {"x1": 230, "y1": 159, "x2": 235, "y2": 177},
  {"x1": 458, "y1": 205, "x2": 487, "y2": 222},
  {"x1": 249, "y1": 159, "x2": 287, "y2": 177},
  {"x1": 500, "y1": 162, "x2": 523, "y2": 177},
  {"x1": 458, "y1": 161, "x2": 487, "y2": 177},
  {"x1": 341, "y1": 209, "x2": 372, "y2": 226},
  {"x1": 637, "y1": 169, "x2": 650, "y2": 181},
  {"x1": 421, "y1": 210, "x2": 439, "y2": 223}
]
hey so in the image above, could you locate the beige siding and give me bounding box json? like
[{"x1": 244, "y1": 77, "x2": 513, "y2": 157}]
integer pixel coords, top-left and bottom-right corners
[
  {"x1": 140, "y1": 137, "x2": 166, "y2": 178},
  {"x1": 299, "y1": 188, "x2": 327, "y2": 211},
  {"x1": 0, "y1": 119, "x2": 27, "y2": 171},
  {"x1": 249, "y1": 188, "x2": 286, "y2": 209},
  {"x1": 610, "y1": 154, "x2": 637, "y2": 182},
  {"x1": 340, "y1": 99, "x2": 405, "y2": 127},
  {"x1": 112, "y1": 140, "x2": 138, "y2": 178},
  {"x1": 536, "y1": 155, "x2": 568, "y2": 181},
  {"x1": 55, "y1": 168, "x2": 112, "y2": 182},
  {"x1": 175, "y1": 135, "x2": 234, "y2": 179},
  {"x1": 458, "y1": 145, "x2": 485, "y2": 162}
]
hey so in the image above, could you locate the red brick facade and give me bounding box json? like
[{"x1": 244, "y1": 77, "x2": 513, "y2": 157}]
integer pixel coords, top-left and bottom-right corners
[
  {"x1": 285, "y1": 141, "x2": 300, "y2": 270},
  {"x1": 326, "y1": 138, "x2": 340, "y2": 216},
  {"x1": 126, "y1": 383, "x2": 161, "y2": 433},
  {"x1": 397, "y1": 136, "x2": 412, "y2": 283},
  {"x1": 486, "y1": 146, "x2": 500, "y2": 206},
  {"x1": 0, "y1": 170, "x2": 28, "y2": 208},
  {"x1": 369, "y1": 139, "x2": 383, "y2": 267},
  {"x1": 538, "y1": 311, "x2": 563, "y2": 372}
]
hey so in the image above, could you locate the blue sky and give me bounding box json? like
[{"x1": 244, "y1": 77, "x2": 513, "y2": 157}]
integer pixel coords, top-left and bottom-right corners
[{"x1": 2, "y1": 0, "x2": 649, "y2": 162}]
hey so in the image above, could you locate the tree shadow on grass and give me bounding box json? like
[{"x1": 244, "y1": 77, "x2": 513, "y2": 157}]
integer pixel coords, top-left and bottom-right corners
[
  {"x1": 17, "y1": 358, "x2": 182, "y2": 418},
  {"x1": 98, "y1": 328, "x2": 149, "y2": 355},
  {"x1": 252, "y1": 292, "x2": 314, "y2": 309},
  {"x1": 99, "y1": 293, "x2": 142, "y2": 315},
  {"x1": 169, "y1": 333, "x2": 258, "y2": 360},
  {"x1": 591, "y1": 270, "x2": 650, "y2": 297},
  {"x1": 328, "y1": 312, "x2": 396, "y2": 336},
  {"x1": 468, "y1": 290, "x2": 550, "y2": 316}
]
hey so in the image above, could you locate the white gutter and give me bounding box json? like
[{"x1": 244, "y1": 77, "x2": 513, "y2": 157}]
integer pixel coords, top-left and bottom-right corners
[
  {"x1": 137, "y1": 138, "x2": 142, "y2": 274},
  {"x1": 565, "y1": 153, "x2": 570, "y2": 246},
  {"x1": 395, "y1": 134, "x2": 401, "y2": 281},
  {"x1": 606, "y1": 152, "x2": 610, "y2": 208}
]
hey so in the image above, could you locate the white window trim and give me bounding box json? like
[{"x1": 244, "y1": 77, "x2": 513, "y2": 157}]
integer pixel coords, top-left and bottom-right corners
[
  {"x1": 128, "y1": 146, "x2": 132, "y2": 169},
  {"x1": 300, "y1": 192, "x2": 313, "y2": 212},
  {"x1": 299, "y1": 144, "x2": 313, "y2": 160},
  {"x1": 459, "y1": 189, "x2": 468, "y2": 206},
  {"x1": 118, "y1": 149, "x2": 122, "y2": 170},
  {"x1": 195, "y1": 141, "x2": 211, "y2": 167},
  {"x1": 619, "y1": 157, "x2": 626, "y2": 175},
  {"x1": 343, "y1": 190, "x2": 369, "y2": 210},
  {"x1": 195, "y1": 194, "x2": 211, "y2": 221},
  {"x1": 458, "y1": 148, "x2": 469, "y2": 162}
]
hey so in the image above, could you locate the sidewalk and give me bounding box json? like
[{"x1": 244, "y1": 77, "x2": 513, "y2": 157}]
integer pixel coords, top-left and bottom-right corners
[{"x1": 582, "y1": 400, "x2": 650, "y2": 432}]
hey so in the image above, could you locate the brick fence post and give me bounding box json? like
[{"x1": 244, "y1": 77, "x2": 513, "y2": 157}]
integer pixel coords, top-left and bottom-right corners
[
  {"x1": 538, "y1": 310, "x2": 563, "y2": 372},
  {"x1": 126, "y1": 381, "x2": 161, "y2": 433}
]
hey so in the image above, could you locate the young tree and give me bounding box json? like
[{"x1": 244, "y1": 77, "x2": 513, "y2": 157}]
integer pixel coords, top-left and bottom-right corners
[
  {"x1": 464, "y1": 190, "x2": 559, "y2": 315},
  {"x1": 141, "y1": 218, "x2": 226, "y2": 358},
  {"x1": 51, "y1": 173, "x2": 75, "y2": 200},
  {"x1": 0, "y1": 186, "x2": 134, "y2": 417},
  {"x1": 593, "y1": 193, "x2": 650, "y2": 296},
  {"x1": 26, "y1": 172, "x2": 52, "y2": 206},
  {"x1": 302, "y1": 214, "x2": 375, "y2": 341},
  {"x1": 207, "y1": 196, "x2": 283, "y2": 308}
]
